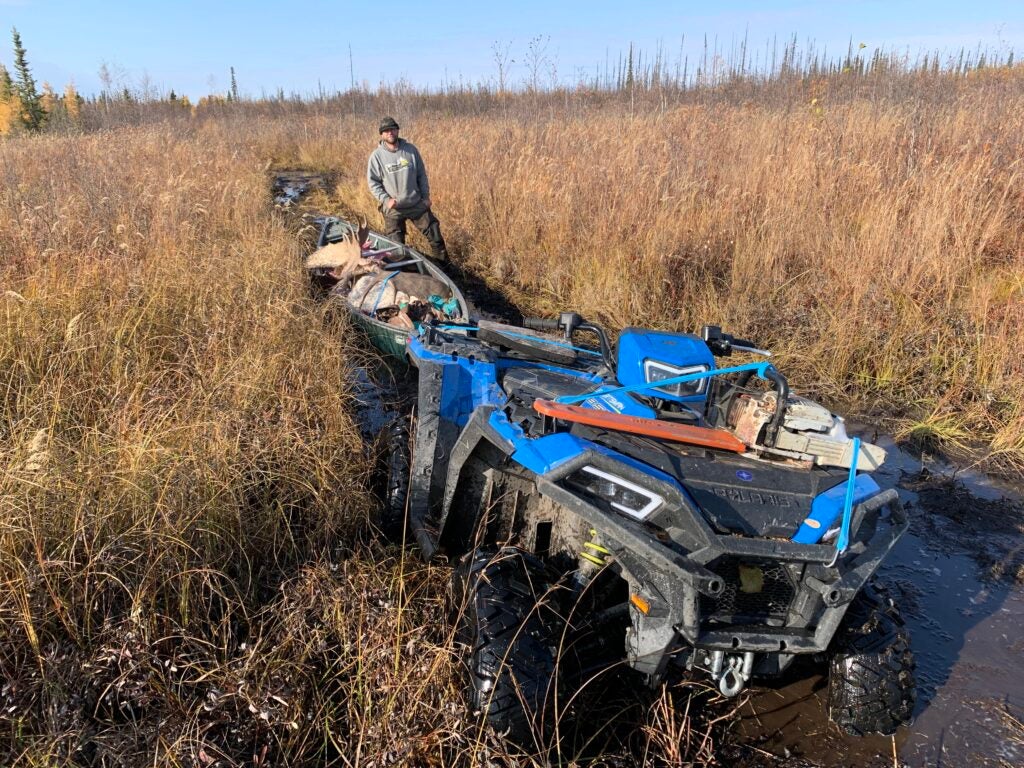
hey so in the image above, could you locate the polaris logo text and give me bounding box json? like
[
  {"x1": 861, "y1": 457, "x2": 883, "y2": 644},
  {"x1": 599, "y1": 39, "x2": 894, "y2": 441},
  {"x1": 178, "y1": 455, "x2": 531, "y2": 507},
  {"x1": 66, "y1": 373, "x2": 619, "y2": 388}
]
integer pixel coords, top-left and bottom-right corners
[{"x1": 712, "y1": 487, "x2": 793, "y2": 507}]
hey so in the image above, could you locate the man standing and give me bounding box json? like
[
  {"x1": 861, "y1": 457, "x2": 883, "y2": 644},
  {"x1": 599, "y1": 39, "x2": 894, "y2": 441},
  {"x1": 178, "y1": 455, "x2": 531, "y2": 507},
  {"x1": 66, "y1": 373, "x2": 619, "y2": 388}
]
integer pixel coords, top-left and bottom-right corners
[{"x1": 367, "y1": 116, "x2": 449, "y2": 262}]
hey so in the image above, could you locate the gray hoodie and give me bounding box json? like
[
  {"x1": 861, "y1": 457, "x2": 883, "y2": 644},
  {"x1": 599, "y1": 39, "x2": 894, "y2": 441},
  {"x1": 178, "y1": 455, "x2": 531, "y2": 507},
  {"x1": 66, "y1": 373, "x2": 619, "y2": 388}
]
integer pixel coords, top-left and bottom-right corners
[{"x1": 367, "y1": 139, "x2": 430, "y2": 209}]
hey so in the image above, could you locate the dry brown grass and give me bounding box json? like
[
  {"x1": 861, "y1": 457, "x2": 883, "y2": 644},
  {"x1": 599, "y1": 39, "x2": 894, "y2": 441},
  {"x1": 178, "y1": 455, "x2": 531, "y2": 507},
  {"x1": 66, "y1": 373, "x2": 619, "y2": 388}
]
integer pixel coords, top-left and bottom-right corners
[{"x1": 0, "y1": 123, "x2": 453, "y2": 765}]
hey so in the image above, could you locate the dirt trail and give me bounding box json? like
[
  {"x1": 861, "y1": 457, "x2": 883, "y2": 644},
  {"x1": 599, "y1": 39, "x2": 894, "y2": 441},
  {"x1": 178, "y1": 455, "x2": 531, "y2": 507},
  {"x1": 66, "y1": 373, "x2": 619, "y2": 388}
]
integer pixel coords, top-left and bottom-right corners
[{"x1": 277, "y1": 170, "x2": 1024, "y2": 768}]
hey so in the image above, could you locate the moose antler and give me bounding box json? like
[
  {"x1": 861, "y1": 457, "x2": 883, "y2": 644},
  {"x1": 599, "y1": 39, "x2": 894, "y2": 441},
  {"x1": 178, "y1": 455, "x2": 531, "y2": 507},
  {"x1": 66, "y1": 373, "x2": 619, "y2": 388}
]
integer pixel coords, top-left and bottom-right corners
[
  {"x1": 304, "y1": 227, "x2": 362, "y2": 270},
  {"x1": 356, "y1": 217, "x2": 370, "y2": 249}
]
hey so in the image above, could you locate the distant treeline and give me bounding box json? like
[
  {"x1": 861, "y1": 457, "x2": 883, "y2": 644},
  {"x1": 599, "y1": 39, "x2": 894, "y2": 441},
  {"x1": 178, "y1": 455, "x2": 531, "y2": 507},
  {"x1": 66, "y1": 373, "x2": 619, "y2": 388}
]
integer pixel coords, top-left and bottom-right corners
[{"x1": 2, "y1": 28, "x2": 1022, "y2": 134}]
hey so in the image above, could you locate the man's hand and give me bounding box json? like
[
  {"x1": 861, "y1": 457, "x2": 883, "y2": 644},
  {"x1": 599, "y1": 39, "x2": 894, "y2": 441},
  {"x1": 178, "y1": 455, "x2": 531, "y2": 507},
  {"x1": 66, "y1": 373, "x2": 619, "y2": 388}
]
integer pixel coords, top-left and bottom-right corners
[
  {"x1": 386, "y1": 198, "x2": 397, "y2": 210},
  {"x1": 423, "y1": 197, "x2": 431, "y2": 209}
]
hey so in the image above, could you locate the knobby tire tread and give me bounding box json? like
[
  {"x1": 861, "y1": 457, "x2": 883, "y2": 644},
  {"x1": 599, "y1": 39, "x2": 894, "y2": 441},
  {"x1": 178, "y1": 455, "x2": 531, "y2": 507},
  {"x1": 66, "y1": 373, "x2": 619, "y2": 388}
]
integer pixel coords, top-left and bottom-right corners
[
  {"x1": 452, "y1": 548, "x2": 561, "y2": 749},
  {"x1": 827, "y1": 584, "x2": 916, "y2": 736},
  {"x1": 378, "y1": 418, "x2": 411, "y2": 541}
]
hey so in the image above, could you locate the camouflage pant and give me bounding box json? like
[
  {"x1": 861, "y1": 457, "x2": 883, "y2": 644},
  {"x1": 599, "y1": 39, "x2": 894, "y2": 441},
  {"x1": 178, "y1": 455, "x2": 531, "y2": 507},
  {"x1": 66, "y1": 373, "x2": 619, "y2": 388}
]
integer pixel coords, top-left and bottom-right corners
[{"x1": 381, "y1": 200, "x2": 449, "y2": 260}]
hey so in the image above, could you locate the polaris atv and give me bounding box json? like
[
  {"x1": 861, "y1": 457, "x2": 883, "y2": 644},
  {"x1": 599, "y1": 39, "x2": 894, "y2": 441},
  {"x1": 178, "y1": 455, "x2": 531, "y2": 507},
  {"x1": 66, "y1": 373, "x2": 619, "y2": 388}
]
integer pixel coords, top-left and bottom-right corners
[{"x1": 381, "y1": 312, "x2": 915, "y2": 746}]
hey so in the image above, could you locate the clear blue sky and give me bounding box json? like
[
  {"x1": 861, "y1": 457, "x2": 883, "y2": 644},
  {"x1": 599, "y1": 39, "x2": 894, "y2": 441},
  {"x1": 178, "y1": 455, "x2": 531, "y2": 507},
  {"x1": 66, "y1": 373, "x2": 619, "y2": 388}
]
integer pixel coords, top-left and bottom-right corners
[{"x1": 2, "y1": 1, "x2": 1022, "y2": 99}]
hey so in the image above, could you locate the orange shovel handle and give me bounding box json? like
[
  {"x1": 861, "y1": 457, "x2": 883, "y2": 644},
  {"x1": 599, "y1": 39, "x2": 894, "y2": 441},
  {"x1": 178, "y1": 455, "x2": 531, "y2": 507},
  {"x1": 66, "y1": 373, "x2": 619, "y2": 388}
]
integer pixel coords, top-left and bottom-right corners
[{"x1": 533, "y1": 399, "x2": 746, "y2": 453}]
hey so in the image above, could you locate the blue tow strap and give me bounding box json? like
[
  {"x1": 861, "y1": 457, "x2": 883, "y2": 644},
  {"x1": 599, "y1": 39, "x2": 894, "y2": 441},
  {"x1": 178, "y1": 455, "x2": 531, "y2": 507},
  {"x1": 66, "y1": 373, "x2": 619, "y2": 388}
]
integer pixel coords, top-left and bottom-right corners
[
  {"x1": 369, "y1": 271, "x2": 399, "y2": 316},
  {"x1": 555, "y1": 361, "x2": 776, "y2": 404},
  {"x1": 834, "y1": 437, "x2": 861, "y2": 557}
]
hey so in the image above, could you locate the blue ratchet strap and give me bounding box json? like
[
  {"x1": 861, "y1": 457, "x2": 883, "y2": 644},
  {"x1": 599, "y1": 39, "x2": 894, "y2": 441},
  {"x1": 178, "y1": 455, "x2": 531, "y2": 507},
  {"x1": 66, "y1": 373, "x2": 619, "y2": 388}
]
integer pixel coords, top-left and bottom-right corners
[
  {"x1": 555, "y1": 361, "x2": 776, "y2": 404},
  {"x1": 834, "y1": 437, "x2": 861, "y2": 557},
  {"x1": 369, "y1": 271, "x2": 399, "y2": 317}
]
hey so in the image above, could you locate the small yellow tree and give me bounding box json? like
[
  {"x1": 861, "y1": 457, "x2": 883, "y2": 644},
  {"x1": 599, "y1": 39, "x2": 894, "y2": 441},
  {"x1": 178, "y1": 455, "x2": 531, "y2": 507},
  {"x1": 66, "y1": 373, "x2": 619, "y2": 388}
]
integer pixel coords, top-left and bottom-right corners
[
  {"x1": 40, "y1": 81, "x2": 57, "y2": 115},
  {"x1": 0, "y1": 64, "x2": 14, "y2": 135},
  {"x1": 64, "y1": 81, "x2": 80, "y2": 124},
  {"x1": 0, "y1": 99, "x2": 14, "y2": 135}
]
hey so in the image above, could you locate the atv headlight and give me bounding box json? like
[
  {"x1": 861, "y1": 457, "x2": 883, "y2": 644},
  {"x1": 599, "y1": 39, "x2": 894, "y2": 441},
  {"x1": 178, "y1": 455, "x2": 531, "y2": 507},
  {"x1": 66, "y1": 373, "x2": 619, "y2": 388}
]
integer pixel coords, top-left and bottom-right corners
[
  {"x1": 644, "y1": 360, "x2": 708, "y2": 398},
  {"x1": 562, "y1": 465, "x2": 664, "y2": 520}
]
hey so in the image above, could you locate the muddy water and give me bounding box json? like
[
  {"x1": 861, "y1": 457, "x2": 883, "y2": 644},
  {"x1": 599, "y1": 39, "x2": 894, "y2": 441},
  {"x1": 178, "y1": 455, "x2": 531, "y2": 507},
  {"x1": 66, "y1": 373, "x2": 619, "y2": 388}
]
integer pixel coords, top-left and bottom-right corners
[
  {"x1": 735, "y1": 435, "x2": 1024, "y2": 767},
  {"x1": 271, "y1": 170, "x2": 329, "y2": 206}
]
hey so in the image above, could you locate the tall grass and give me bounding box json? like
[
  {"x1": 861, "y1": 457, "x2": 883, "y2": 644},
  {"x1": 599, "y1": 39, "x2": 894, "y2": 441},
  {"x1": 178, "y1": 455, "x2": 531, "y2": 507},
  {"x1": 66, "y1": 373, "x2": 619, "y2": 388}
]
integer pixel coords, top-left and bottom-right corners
[
  {"x1": 0, "y1": 123, "x2": 438, "y2": 764},
  {"x1": 2, "y1": 59, "x2": 1022, "y2": 765}
]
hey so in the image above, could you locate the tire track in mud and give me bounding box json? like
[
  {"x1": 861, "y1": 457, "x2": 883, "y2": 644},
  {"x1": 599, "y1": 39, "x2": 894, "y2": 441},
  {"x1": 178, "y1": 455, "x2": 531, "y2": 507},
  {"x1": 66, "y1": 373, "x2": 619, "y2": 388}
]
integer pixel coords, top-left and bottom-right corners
[{"x1": 274, "y1": 170, "x2": 1024, "y2": 768}]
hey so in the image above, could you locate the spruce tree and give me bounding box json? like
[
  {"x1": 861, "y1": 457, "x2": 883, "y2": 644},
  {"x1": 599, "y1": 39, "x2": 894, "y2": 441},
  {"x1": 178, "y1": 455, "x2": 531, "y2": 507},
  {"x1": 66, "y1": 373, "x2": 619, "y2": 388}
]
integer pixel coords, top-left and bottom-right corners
[
  {"x1": 0, "y1": 64, "x2": 13, "y2": 100},
  {"x1": 11, "y1": 27, "x2": 44, "y2": 131},
  {"x1": 0, "y1": 63, "x2": 14, "y2": 135},
  {"x1": 625, "y1": 43, "x2": 635, "y2": 91},
  {"x1": 230, "y1": 67, "x2": 238, "y2": 101}
]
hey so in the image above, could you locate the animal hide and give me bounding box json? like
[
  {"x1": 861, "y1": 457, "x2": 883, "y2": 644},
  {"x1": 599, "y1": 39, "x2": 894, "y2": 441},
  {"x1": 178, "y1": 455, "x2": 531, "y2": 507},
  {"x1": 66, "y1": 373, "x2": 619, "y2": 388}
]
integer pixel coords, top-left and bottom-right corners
[
  {"x1": 305, "y1": 225, "x2": 378, "y2": 285},
  {"x1": 305, "y1": 238, "x2": 359, "y2": 270},
  {"x1": 389, "y1": 272, "x2": 452, "y2": 300},
  {"x1": 349, "y1": 273, "x2": 397, "y2": 311},
  {"x1": 387, "y1": 310, "x2": 416, "y2": 330},
  {"x1": 348, "y1": 271, "x2": 453, "y2": 313}
]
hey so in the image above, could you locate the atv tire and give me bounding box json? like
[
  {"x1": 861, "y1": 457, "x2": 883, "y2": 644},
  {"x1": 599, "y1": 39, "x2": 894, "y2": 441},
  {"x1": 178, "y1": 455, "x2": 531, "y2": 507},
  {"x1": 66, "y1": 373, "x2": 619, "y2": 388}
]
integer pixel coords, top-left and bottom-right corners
[
  {"x1": 827, "y1": 584, "x2": 916, "y2": 736},
  {"x1": 377, "y1": 417, "x2": 411, "y2": 541},
  {"x1": 452, "y1": 548, "x2": 561, "y2": 749}
]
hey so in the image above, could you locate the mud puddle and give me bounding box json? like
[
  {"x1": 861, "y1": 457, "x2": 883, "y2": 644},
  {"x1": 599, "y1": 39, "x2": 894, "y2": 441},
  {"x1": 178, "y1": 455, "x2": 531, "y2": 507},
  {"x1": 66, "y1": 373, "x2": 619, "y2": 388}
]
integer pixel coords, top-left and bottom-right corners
[
  {"x1": 735, "y1": 436, "x2": 1024, "y2": 767},
  {"x1": 349, "y1": 360, "x2": 415, "y2": 439},
  {"x1": 276, "y1": 170, "x2": 1024, "y2": 767},
  {"x1": 271, "y1": 170, "x2": 330, "y2": 207}
]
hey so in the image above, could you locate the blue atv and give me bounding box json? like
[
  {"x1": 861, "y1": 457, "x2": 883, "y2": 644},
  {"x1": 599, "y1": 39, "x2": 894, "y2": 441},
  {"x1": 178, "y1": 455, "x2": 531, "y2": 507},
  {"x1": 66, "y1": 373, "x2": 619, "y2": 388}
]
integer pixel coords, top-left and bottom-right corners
[{"x1": 381, "y1": 312, "x2": 915, "y2": 746}]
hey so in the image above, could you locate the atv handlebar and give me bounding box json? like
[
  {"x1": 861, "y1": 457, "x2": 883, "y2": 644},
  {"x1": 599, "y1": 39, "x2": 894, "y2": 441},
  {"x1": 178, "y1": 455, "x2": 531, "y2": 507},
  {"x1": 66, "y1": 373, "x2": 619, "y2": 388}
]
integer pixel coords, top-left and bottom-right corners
[
  {"x1": 523, "y1": 317, "x2": 561, "y2": 332},
  {"x1": 701, "y1": 325, "x2": 771, "y2": 357},
  {"x1": 523, "y1": 313, "x2": 615, "y2": 370},
  {"x1": 523, "y1": 315, "x2": 787, "y2": 442}
]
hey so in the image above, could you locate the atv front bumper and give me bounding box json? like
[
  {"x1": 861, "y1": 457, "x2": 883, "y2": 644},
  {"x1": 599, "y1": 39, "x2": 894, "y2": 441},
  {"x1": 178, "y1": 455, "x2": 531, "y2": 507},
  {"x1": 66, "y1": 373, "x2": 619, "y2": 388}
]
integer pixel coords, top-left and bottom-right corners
[{"x1": 533, "y1": 451, "x2": 908, "y2": 679}]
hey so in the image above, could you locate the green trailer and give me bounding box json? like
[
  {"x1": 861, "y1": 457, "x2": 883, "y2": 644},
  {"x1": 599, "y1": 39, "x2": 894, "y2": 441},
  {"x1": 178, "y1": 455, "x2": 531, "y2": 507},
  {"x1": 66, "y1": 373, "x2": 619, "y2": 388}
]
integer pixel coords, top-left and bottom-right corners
[{"x1": 307, "y1": 216, "x2": 470, "y2": 361}]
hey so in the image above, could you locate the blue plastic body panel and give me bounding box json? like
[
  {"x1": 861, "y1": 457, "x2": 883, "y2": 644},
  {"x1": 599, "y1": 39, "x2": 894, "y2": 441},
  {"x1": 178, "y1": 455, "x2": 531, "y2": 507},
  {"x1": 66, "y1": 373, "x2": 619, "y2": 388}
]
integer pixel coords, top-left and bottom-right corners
[
  {"x1": 408, "y1": 336, "x2": 506, "y2": 426},
  {"x1": 792, "y1": 474, "x2": 882, "y2": 544},
  {"x1": 573, "y1": 384, "x2": 656, "y2": 418},
  {"x1": 409, "y1": 336, "x2": 666, "y2": 482},
  {"x1": 616, "y1": 328, "x2": 716, "y2": 404}
]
